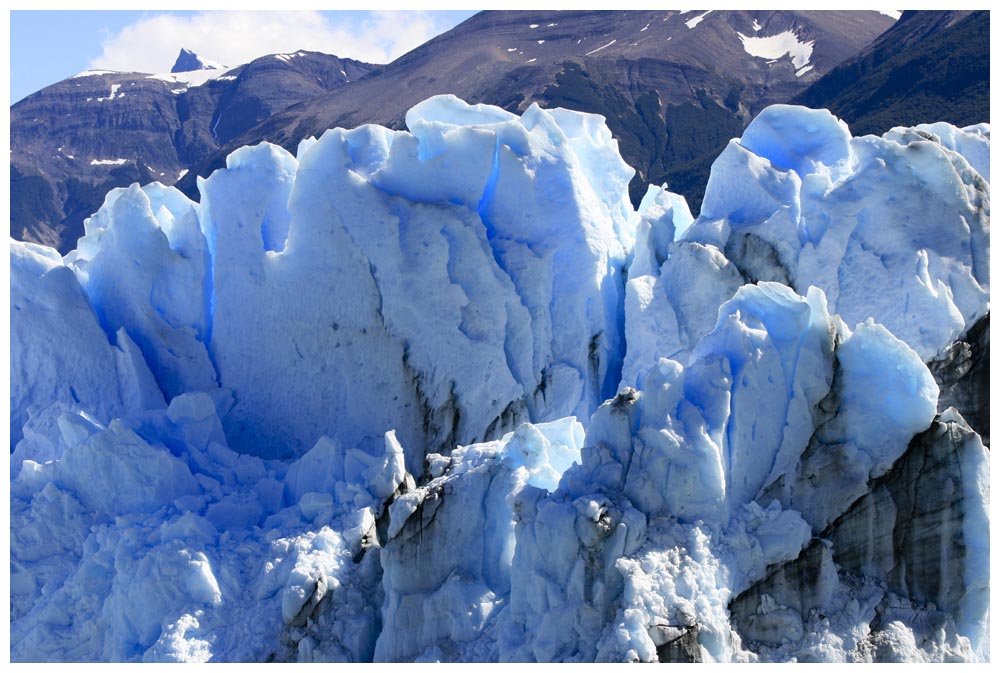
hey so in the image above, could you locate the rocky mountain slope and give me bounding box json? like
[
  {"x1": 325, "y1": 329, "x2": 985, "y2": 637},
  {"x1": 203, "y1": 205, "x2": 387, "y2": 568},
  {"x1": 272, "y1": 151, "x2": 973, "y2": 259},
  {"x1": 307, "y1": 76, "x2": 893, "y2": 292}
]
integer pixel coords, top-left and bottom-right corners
[
  {"x1": 792, "y1": 10, "x2": 989, "y2": 136},
  {"x1": 10, "y1": 49, "x2": 378, "y2": 252}
]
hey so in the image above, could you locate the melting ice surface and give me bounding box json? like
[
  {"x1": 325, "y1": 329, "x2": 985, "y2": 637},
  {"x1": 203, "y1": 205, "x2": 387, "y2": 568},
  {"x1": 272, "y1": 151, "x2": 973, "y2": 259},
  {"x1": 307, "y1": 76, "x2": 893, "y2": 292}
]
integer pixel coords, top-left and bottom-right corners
[{"x1": 9, "y1": 96, "x2": 990, "y2": 662}]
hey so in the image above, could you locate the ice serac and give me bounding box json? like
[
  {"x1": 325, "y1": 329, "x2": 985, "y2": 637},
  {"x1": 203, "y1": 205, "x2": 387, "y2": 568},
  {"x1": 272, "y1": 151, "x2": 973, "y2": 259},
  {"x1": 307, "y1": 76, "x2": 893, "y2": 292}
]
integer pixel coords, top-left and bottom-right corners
[
  {"x1": 10, "y1": 239, "x2": 165, "y2": 451},
  {"x1": 760, "y1": 317, "x2": 940, "y2": 532},
  {"x1": 732, "y1": 410, "x2": 989, "y2": 662},
  {"x1": 65, "y1": 183, "x2": 217, "y2": 400},
  {"x1": 198, "y1": 95, "x2": 633, "y2": 463},
  {"x1": 632, "y1": 106, "x2": 989, "y2": 371},
  {"x1": 822, "y1": 411, "x2": 990, "y2": 660},
  {"x1": 927, "y1": 313, "x2": 990, "y2": 445}
]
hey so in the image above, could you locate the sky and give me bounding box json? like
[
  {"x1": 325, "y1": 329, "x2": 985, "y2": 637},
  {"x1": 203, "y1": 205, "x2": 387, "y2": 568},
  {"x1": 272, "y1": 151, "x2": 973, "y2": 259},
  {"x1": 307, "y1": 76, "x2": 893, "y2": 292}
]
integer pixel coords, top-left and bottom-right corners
[{"x1": 9, "y1": 9, "x2": 478, "y2": 104}]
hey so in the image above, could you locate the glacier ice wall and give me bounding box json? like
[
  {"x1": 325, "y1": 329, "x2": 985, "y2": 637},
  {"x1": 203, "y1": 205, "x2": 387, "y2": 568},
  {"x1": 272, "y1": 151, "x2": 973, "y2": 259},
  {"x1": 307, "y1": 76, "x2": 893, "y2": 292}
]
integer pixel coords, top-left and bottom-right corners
[
  {"x1": 8, "y1": 96, "x2": 990, "y2": 663},
  {"x1": 55, "y1": 94, "x2": 635, "y2": 466}
]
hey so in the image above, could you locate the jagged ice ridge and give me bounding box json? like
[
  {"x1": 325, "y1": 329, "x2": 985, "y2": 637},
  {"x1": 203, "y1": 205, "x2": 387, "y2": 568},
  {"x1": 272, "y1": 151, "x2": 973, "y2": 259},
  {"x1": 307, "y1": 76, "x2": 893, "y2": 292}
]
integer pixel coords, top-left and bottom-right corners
[{"x1": 9, "y1": 95, "x2": 990, "y2": 662}]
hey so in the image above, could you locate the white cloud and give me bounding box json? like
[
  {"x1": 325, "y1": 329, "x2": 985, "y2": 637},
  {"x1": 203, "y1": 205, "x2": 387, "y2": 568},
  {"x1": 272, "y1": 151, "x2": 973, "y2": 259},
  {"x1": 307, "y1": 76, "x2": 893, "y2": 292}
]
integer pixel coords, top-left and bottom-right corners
[{"x1": 89, "y1": 10, "x2": 459, "y2": 73}]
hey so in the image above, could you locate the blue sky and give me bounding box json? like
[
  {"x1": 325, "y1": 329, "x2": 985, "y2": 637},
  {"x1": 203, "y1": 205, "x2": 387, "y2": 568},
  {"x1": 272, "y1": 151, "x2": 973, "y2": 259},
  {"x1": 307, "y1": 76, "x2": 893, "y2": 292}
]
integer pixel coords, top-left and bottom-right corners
[{"x1": 10, "y1": 10, "x2": 477, "y2": 104}]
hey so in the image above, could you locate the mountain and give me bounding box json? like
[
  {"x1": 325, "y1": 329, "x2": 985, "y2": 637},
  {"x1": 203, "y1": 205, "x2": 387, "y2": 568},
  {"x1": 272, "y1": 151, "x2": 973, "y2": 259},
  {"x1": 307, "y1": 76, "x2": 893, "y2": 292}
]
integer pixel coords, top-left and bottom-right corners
[
  {"x1": 791, "y1": 10, "x2": 989, "y2": 135},
  {"x1": 171, "y1": 48, "x2": 224, "y2": 73},
  {"x1": 9, "y1": 96, "x2": 990, "y2": 663},
  {"x1": 10, "y1": 49, "x2": 379, "y2": 252},
  {"x1": 176, "y1": 10, "x2": 896, "y2": 211}
]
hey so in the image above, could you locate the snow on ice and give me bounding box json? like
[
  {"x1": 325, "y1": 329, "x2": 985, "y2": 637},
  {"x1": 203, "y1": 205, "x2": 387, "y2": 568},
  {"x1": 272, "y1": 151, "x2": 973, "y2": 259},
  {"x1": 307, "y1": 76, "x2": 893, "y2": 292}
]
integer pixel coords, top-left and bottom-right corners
[{"x1": 9, "y1": 96, "x2": 990, "y2": 662}]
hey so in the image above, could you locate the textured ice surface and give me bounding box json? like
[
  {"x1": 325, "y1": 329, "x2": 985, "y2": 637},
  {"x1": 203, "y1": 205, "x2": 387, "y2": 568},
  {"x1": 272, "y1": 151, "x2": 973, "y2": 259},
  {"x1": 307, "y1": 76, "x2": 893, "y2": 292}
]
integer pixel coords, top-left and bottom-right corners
[
  {"x1": 375, "y1": 417, "x2": 584, "y2": 661},
  {"x1": 193, "y1": 95, "x2": 633, "y2": 464},
  {"x1": 625, "y1": 106, "x2": 989, "y2": 376},
  {"x1": 499, "y1": 283, "x2": 945, "y2": 663},
  {"x1": 10, "y1": 240, "x2": 165, "y2": 450},
  {"x1": 10, "y1": 392, "x2": 404, "y2": 662},
  {"x1": 8, "y1": 98, "x2": 990, "y2": 662}
]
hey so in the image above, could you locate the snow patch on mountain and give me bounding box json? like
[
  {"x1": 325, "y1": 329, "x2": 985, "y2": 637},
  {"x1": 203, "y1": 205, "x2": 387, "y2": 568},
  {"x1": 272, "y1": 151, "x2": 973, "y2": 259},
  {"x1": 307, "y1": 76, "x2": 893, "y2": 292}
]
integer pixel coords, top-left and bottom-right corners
[
  {"x1": 146, "y1": 68, "x2": 235, "y2": 89},
  {"x1": 738, "y1": 30, "x2": 815, "y2": 69},
  {"x1": 586, "y1": 39, "x2": 617, "y2": 55},
  {"x1": 70, "y1": 70, "x2": 120, "y2": 79},
  {"x1": 274, "y1": 51, "x2": 310, "y2": 63},
  {"x1": 686, "y1": 11, "x2": 713, "y2": 29}
]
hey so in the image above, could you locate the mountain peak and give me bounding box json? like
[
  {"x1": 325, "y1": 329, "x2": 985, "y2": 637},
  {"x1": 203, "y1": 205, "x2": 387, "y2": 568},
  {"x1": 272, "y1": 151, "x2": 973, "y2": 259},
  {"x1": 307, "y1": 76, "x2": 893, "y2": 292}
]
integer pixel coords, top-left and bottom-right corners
[{"x1": 171, "y1": 48, "x2": 222, "y2": 73}]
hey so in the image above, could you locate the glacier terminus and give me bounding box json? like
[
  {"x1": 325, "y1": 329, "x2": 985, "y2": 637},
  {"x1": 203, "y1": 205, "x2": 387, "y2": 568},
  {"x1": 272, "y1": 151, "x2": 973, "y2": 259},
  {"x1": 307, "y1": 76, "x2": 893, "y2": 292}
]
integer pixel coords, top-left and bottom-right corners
[{"x1": 9, "y1": 95, "x2": 990, "y2": 663}]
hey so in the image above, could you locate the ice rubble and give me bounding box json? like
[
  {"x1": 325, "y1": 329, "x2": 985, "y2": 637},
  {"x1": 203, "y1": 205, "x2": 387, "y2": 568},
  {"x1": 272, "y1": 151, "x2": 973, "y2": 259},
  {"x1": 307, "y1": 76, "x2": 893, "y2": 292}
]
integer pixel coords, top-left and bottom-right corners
[{"x1": 8, "y1": 96, "x2": 990, "y2": 662}]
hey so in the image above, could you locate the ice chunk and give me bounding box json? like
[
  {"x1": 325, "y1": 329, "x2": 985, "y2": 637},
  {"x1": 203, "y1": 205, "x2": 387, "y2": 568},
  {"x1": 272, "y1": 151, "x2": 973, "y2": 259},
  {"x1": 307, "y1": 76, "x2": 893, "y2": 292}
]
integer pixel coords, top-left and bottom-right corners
[
  {"x1": 143, "y1": 613, "x2": 213, "y2": 663},
  {"x1": 10, "y1": 240, "x2": 158, "y2": 449},
  {"x1": 55, "y1": 421, "x2": 200, "y2": 517},
  {"x1": 681, "y1": 107, "x2": 989, "y2": 360},
  {"x1": 885, "y1": 121, "x2": 990, "y2": 182},
  {"x1": 503, "y1": 418, "x2": 584, "y2": 491},
  {"x1": 738, "y1": 105, "x2": 851, "y2": 179},
  {"x1": 56, "y1": 409, "x2": 104, "y2": 448},
  {"x1": 66, "y1": 183, "x2": 216, "y2": 398},
  {"x1": 831, "y1": 319, "x2": 939, "y2": 475}
]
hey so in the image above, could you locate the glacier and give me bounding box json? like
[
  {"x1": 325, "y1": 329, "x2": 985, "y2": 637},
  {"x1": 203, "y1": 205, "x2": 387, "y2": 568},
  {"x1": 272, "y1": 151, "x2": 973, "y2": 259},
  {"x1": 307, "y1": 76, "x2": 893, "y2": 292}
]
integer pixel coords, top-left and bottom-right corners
[{"x1": 8, "y1": 95, "x2": 990, "y2": 663}]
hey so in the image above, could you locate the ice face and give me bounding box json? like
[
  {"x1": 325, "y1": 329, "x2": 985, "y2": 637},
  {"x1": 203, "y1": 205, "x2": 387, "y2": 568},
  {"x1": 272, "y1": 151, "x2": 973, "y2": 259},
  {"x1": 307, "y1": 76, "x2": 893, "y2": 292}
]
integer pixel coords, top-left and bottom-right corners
[
  {"x1": 665, "y1": 105, "x2": 989, "y2": 363},
  {"x1": 10, "y1": 239, "x2": 165, "y2": 451},
  {"x1": 8, "y1": 96, "x2": 990, "y2": 663},
  {"x1": 64, "y1": 183, "x2": 217, "y2": 400},
  {"x1": 192, "y1": 96, "x2": 635, "y2": 464}
]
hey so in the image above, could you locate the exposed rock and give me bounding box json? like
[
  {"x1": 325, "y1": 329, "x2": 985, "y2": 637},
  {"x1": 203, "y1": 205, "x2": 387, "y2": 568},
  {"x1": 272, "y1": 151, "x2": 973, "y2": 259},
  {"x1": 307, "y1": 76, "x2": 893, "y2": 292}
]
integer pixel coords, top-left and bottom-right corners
[
  {"x1": 10, "y1": 52, "x2": 378, "y2": 253},
  {"x1": 171, "y1": 48, "x2": 219, "y2": 74},
  {"x1": 792, "y1": 11, "x2": 989, "y2": 136}
]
